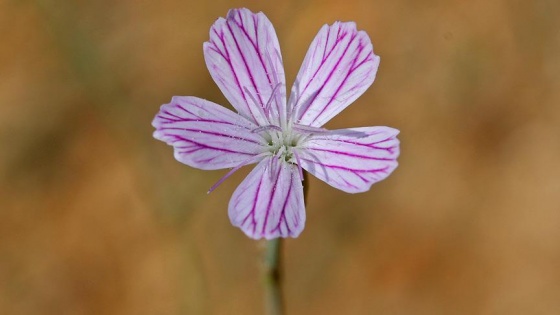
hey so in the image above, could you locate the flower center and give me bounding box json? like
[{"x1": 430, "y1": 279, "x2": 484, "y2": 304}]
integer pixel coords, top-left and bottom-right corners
[
  {"x1": 262, "y1": 126, "x2": 300, "y2": 163},
  {"x1": 251, "y1": 124, "x2": 306, "y2": 182}
]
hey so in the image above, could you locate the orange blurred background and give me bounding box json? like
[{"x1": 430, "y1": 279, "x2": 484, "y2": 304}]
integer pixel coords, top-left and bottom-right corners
[{"x1": 2, "y1": 0, "x2": 559, "y2": 314}]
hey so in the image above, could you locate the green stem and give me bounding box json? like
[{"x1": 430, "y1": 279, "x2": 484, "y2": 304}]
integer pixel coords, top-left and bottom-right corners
[{"x1": 263, "y1": 238, "x2": 283, "y2": 315}]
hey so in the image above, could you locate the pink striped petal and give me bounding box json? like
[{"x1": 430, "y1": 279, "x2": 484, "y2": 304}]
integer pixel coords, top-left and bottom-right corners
[
  {"x1": 204, "y1": 8, "x2": 287, "y2": 126},
  {"x1": 229, "y1": 157, "x2": 305, "y2": 239},
  {"x1": 289, "y1": 22, "x2": 380, "y2": 127},
  {"x1": 297, "y1": 127, "x2": 399, "y2": 193},
  {"x1": 152, "y1": 96, "x2": 266, "y2": 170}
]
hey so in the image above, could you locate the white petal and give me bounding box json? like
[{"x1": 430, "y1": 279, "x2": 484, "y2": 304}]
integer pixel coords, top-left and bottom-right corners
[
  {"x1": 204, "y1": 8, "x2": 287, "y2": 126},
  {"x1": 297, "y1": 127, "x2": 399, "y2": 193},
  {"x1": 289, "y1": 22, "x2": 380, "y2": 127},
  {"x1": 229, "y1": 157, "x2": 306, "y2": 239},
  {"x1": 152, "y1": 96, "x2": 265, "y2": 170}
]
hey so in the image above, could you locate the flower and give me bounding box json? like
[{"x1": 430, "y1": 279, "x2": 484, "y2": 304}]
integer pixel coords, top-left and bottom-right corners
[{"x1": 152, "y1": 8, "x2": 400, "y2": 239}]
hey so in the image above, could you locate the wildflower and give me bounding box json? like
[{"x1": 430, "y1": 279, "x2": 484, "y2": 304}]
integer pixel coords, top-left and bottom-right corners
[{"x1": 152, "y1": 8, "x2": 400, "y2": 239}]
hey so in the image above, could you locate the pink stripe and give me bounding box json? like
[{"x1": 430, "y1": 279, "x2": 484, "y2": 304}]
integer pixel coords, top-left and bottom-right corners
[{"x1": 306, "y1": 147, "x2": 395, "y2": 161}]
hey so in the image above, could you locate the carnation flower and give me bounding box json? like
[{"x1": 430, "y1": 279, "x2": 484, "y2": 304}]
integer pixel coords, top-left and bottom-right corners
[{"x1": 152, "y1": 8, "x2": 399, "y2": 239}]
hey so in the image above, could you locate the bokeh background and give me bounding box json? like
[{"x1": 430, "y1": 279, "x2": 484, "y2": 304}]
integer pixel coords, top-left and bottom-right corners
[{"x1": 2, "y1": 0, "x2": 560, "y2": 314}]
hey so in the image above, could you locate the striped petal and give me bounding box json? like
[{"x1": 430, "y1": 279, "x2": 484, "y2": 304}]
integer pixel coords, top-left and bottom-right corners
[
  {"x1": 204, "y1": 8, "x2": 287, "y2": 126},
  {"x1": 289, "y1": 22, "x2": 380, "y2": 127},
  {"x1": 152, "y1": 96, "x2": 266, "y2": 170},
  {"x1": 297, "y1": 127, "x2": 399, "y2": 193},
  {"x1": 229, "y1": 157, "x2": 305, "y2": 239}
]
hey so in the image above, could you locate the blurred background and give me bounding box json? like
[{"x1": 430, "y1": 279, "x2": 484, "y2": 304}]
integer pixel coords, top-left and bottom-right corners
[{"x1": 1, "y1": 0, "x2": 559, "y2": 314}]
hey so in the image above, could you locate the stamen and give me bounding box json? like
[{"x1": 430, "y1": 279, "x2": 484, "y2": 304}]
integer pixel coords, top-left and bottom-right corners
[
  {"x1": 243, "y1": 86, "x2": 269, "y2": 125},
  {"x1": 292, "y1": 150, "x2": 304, "y2": 181},
  {"x1": 251, "y1": 124, "x2": 282, "y2": 134},
  {"x1": 243, "y1": 86, "x2": 261, "y2": 109},
  {"x1": 207, "y1": 153, "x2": 268, "y2": 193},
  {"x1": 264, "y1": 83, "x2": 282, "y2": 117},
  {"x1": 265, "y1": 49, "x2": 284, "y2": 121},
  {"x1": 292, "y1": 124, "x2": 329, "y2": 135}
]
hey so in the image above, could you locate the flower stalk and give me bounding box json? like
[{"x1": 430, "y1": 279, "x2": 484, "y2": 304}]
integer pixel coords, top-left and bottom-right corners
[{"x1": 263, "y1": 238, "x2": 283, "y2": 315}]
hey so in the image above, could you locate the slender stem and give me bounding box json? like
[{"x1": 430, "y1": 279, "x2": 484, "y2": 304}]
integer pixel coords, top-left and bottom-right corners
[
  {"x1": 263, "y1": 238, "x2": 283, "y2": 315},
  {"x1": 263, "y1": 172, "x2": 309, "y2": 315}
]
